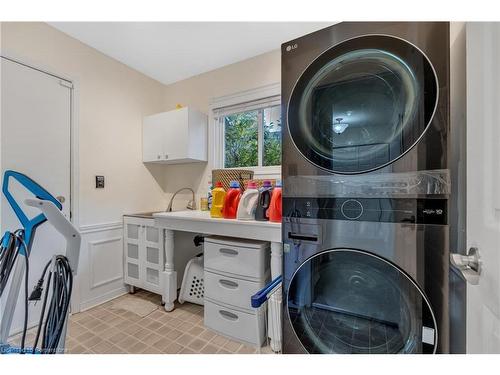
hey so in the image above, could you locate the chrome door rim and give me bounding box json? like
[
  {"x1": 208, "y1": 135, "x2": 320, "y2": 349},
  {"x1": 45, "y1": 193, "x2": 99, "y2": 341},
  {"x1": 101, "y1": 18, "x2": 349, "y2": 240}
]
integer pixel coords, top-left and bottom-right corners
[
  {"x1": 286, "y1": 247, "x2": 438, "y2": 354},
  {"x1": 286, "y1": 33, "x2": 440, "y2": 175}
]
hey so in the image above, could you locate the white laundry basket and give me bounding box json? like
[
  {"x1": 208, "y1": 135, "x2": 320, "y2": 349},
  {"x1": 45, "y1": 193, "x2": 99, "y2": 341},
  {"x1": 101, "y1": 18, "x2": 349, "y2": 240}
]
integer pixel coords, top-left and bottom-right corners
[{"x1": 178, "y1": 254, "x2": 204, "y2": 305}]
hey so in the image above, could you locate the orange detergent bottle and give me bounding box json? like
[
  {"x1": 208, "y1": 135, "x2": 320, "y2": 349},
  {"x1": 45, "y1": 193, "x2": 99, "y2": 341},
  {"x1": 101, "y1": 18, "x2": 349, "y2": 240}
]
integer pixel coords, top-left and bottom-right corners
[
  {"x1": 222, "y1": 181, "x2": 242, "y2": 219},
  {"x1": 210, "y1": 182, "x2": 226, "y2": 218},
  {"x1": 268, "y1": 180, "x2": 282, "y2": 222}
]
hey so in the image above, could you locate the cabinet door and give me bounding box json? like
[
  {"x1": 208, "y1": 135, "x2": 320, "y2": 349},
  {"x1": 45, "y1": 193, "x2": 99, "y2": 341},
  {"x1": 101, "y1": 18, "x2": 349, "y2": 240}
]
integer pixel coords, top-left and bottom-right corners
[
  {"x1": 141, "y1": 224, "x2": 164, "y2": 293},
  {"x1": 163, "y1": 108, "x2": 188, "y2": 161},
  {"x1": 143, "y1": 114, "x2": 167, "y2": 162},
  {"x1": 124, "y1": 218, "x2": 143, "y2": 287}
]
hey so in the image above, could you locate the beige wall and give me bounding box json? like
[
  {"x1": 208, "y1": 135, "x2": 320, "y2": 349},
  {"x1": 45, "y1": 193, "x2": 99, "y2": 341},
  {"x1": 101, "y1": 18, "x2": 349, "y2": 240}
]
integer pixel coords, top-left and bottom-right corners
[
  {"x1": 161, "y1": 49, "x2": 281, "y2": 201},
  {"x1": 0, "y1": 22, "x2": 281, "y2": 220},
  {"x1": 0, "y1": 22, "x2": 281, "y2": 311},
  {"x1": 1, "y1": 22, "x2": 167, "y2": 226},
  {"x1": 163, "y1": 49, "x2": 280, "y2": 113}
]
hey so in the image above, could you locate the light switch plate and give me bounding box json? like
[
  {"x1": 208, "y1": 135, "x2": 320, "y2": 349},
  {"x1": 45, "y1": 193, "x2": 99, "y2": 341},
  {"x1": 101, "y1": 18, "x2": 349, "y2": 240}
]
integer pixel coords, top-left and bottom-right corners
[{"x1": 96, "y1": 176, "x2": 105, "y2": 188}]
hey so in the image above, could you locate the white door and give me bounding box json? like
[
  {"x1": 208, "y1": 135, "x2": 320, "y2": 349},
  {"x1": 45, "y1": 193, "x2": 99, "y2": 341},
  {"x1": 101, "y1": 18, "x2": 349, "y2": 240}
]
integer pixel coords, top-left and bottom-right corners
[
  {"x1": 0, "y1": 57, "x2": 72, "y2": 335},
  {"x1": 463, "y1": 22, "x2": 500, "y2": 353}
]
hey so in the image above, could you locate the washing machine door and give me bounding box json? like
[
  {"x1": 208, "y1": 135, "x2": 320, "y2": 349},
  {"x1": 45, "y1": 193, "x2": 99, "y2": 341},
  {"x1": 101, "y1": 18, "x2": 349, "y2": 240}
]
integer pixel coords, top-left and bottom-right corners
[
  {"x1": 287, "y1": 249, "x2": 437, "y2": 354},
  {"x1": 287, "y1": 35, "x2": 438, "y2": 174}
]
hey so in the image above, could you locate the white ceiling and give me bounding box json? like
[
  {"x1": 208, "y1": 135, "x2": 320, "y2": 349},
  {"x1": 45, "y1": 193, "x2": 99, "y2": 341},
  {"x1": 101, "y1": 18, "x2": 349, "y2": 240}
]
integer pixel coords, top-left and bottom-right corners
[{"x1": 49, "y1": 22, "x2": 332, "y2": 85}]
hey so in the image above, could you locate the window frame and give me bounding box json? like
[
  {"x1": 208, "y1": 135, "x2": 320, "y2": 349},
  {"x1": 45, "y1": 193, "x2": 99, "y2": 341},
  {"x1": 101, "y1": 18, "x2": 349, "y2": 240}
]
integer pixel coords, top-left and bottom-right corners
[{"x1": 209, "y1": 83, "x2": 281, "y2": 178}]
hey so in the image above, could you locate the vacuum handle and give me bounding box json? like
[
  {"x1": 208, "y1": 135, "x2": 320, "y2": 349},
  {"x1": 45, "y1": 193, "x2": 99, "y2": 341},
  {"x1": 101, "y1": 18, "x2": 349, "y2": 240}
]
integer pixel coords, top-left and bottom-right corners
[
  {"x1": 24, "y1": 198, "x2": 80, "y2": 275},
  {"x1": 2, "y1": 170, "x2": 62, "y2": 230}
]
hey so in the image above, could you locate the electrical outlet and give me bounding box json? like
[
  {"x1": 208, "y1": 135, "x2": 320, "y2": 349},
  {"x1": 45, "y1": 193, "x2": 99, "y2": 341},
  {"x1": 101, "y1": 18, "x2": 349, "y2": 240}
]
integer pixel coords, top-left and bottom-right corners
[{"x1": 96, "y1": 176, "x2": 105, "y2": 188}]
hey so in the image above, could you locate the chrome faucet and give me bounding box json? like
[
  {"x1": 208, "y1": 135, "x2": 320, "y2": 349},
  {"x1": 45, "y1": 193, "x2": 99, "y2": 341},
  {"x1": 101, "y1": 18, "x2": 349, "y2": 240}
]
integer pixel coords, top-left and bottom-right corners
[{"x1": 166, "y1": 187, "x2": 196, "y2": 212}]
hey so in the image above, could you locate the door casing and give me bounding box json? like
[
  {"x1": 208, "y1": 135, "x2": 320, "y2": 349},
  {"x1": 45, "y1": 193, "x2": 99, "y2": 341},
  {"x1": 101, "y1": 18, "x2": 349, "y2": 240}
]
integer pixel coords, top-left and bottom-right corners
[{"x1": 0, "y1": 54, "x2": 81, "y2": 318}]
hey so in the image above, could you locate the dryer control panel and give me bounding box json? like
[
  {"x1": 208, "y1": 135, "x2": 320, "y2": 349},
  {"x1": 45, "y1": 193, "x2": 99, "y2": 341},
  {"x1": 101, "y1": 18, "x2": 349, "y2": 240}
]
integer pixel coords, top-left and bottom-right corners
[{"x1": 283, "y1": 197, "x2": 448, "y2": 225}]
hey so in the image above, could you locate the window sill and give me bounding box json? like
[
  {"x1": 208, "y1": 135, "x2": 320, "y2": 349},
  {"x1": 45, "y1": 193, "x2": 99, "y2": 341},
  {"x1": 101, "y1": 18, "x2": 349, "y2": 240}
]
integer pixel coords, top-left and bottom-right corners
[{"x1": 222, "y1": 166, "x2": 281, "y2": 179}]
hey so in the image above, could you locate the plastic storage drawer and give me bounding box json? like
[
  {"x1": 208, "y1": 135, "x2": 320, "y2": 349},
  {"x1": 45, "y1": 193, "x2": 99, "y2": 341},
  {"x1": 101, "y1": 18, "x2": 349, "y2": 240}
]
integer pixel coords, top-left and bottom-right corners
[
  {"x1": 204, "y1": 270, "x2": 269, "y2": 311},
  {"x1": 204, "y1": 236, "x2": 270, "y2": 280},
  {"x1": 204, "y1": 297, "x2": 266, "y2": 346}
]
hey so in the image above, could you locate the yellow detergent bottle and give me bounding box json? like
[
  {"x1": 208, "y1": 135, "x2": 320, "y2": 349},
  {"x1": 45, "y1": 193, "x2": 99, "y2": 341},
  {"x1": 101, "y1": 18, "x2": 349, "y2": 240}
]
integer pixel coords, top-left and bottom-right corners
[{"x1": 210, "y1": 182, "x2": 226, "y2": 218}]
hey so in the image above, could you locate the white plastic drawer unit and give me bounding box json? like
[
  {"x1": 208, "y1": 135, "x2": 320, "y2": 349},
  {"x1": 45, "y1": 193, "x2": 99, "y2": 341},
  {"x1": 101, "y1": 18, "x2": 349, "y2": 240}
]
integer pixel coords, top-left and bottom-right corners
[
  {"x1": 204, "y1": 236, "x2": 270, "y2": 280},
  {"x1": 204, "y1": 298, "x2": 266, "y2": 346},
  {"x1": 204, "y1": 270, "x2": 269, "y2": 311},
  {"x1": 123, "y1": 216, "x2": 164, "y2": 294}
]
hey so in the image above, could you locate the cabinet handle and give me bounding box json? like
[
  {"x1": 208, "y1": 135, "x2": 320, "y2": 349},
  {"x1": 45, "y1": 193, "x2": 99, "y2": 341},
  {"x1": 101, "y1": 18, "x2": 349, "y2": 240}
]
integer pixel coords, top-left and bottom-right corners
[
  {"x1": 219, "y1": 310, "x2": 238, "y2": 321},
  {"x1": 219, "y1": 248, "x2": 238, "y2": 257},
  {"x1": 218, "y1": 279, "x2": 238, "y2": 289},
  {"x1": 157, "y1": 154, "x2": 161, "y2": 159},
  {"x1": 164, "y1": 154, "x2": 169, "y2": 159}
]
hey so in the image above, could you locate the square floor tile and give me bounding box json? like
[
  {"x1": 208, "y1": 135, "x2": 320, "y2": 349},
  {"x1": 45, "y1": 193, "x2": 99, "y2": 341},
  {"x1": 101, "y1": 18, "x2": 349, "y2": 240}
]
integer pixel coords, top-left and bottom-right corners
[{"x1": 62, "y1": 291, "x2": 275, "y2": 355}]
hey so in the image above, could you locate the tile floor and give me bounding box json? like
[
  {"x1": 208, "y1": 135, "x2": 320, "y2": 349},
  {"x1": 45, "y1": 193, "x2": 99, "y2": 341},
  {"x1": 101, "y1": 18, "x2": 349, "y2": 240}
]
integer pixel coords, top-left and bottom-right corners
[{"x1": 9, "y1": 289, "x2": 274, "y2": 354}]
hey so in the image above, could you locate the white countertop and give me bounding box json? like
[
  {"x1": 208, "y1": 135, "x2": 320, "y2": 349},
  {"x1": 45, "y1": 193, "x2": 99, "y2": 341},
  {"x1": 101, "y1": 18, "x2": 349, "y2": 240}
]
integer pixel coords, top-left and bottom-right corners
[
  {"x1": 153, "y1": 210, "x2": 281, "y2": 243},
  {"x1": 153, "y1": 210, "x2": 281, "y2": 227}
]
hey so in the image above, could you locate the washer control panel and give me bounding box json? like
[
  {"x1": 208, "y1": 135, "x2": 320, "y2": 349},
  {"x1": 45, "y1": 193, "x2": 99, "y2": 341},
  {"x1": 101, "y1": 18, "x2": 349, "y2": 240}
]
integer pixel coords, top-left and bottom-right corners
[
  {"x1": 340, "y1": 199, "x2": 364, "y2": 220},
  {"x1": 283, "y1": 197, "x2": 447, "y2": 225}
]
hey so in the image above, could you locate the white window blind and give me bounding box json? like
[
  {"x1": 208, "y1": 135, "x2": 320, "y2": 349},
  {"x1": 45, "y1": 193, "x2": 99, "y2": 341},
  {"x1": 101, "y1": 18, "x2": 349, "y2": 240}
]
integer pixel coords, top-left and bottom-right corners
[{"x1": 212, "y1": 95, "x2": 281, "y2": 118}]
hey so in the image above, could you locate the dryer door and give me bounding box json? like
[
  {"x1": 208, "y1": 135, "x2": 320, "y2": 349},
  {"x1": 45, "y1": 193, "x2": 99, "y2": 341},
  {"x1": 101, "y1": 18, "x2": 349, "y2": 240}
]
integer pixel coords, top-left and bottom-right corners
[
  {"x1": 287, "y1": 248, "x2": 437, "y2": 354},
  {"x1": 287, "y1": 35, "x2": 438, "y2": 174}
]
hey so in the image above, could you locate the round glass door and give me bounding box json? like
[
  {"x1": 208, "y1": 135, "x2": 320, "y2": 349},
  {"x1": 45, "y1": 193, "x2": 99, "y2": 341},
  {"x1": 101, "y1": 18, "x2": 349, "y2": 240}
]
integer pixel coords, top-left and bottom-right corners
[
  {"x1": 287, "y1": 35, "x2": 438, "y2": 174},
  {"x1": 287, "y1": 249, "x2": 437, "y2": 354}
]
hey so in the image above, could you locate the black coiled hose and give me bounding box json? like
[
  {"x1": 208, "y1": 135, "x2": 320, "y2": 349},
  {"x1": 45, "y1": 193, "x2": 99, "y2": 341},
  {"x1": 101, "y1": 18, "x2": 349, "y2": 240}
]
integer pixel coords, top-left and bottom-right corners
[
  {"x1": 1, "y1": 231, "x2": 73, "y2": 354},
  {"x1": 33, "y1": 255, "x2": 73, "y2": 354},
  {"x1": 31, "y1": 255, "x2": 73, "y2": 354},
  {"x1": 0, "y1": 230, "x2": 29, "y2": 353}
]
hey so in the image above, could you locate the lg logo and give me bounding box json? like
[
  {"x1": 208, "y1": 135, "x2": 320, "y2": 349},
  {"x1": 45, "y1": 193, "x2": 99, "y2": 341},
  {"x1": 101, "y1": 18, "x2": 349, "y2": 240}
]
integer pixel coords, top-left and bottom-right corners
[{"x1": 286, "y1": 43, "x2": 298, "y2": 52}]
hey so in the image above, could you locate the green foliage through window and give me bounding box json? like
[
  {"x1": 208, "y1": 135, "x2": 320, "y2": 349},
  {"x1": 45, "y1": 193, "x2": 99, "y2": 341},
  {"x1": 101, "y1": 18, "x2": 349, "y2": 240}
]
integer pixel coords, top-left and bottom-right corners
[
  {"x1": 263, "y1": 106, "x2": 281, "y2": 166},
  {"x1": 223, "y1": 105, "x2": 281, "y2": 169},
  {"x1": 224, "y1": 111, "x2": 258, "y2": 168}
]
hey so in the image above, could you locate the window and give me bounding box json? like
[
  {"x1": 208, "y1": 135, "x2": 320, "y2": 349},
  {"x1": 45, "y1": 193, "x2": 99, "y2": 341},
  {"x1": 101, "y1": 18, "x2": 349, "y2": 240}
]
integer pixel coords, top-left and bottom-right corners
[
  {"x1": 211, "y1": 84, "x2": 281, "y2": 175},
  {"x1": 223, "y1": 105, "x2": 281, "y2": 168}
]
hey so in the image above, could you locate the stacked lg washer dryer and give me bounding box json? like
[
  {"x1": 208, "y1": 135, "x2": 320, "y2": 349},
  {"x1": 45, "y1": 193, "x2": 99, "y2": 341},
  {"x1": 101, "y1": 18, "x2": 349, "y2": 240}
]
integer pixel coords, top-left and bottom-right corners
[{"x1": 282, "y1": 22, "x2": 464, "y2": 354}]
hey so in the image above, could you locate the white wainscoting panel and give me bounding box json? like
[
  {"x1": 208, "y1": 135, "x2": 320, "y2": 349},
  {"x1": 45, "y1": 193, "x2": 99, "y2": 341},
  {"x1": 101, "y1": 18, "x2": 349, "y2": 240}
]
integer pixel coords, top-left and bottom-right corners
[
  {"x1": 89, "y1": 237, "x2": 123, "y2": 289},
  {"x1": 74, "y1": 221, "x2": 126, "y2": 312}
]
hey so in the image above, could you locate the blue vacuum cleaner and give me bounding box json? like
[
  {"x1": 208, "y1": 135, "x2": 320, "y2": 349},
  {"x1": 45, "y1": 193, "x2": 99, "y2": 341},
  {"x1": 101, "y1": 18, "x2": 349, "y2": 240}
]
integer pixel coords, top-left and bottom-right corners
[{"x1": 0, "y1": 170, "x2": 81, "y2": 354}]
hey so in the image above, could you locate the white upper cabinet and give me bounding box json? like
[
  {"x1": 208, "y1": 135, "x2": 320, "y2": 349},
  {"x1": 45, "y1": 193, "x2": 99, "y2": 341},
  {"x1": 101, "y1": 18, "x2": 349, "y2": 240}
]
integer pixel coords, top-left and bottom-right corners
[{"x1": 143, "y1": 107, "x2": 207, "y2": 164}]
